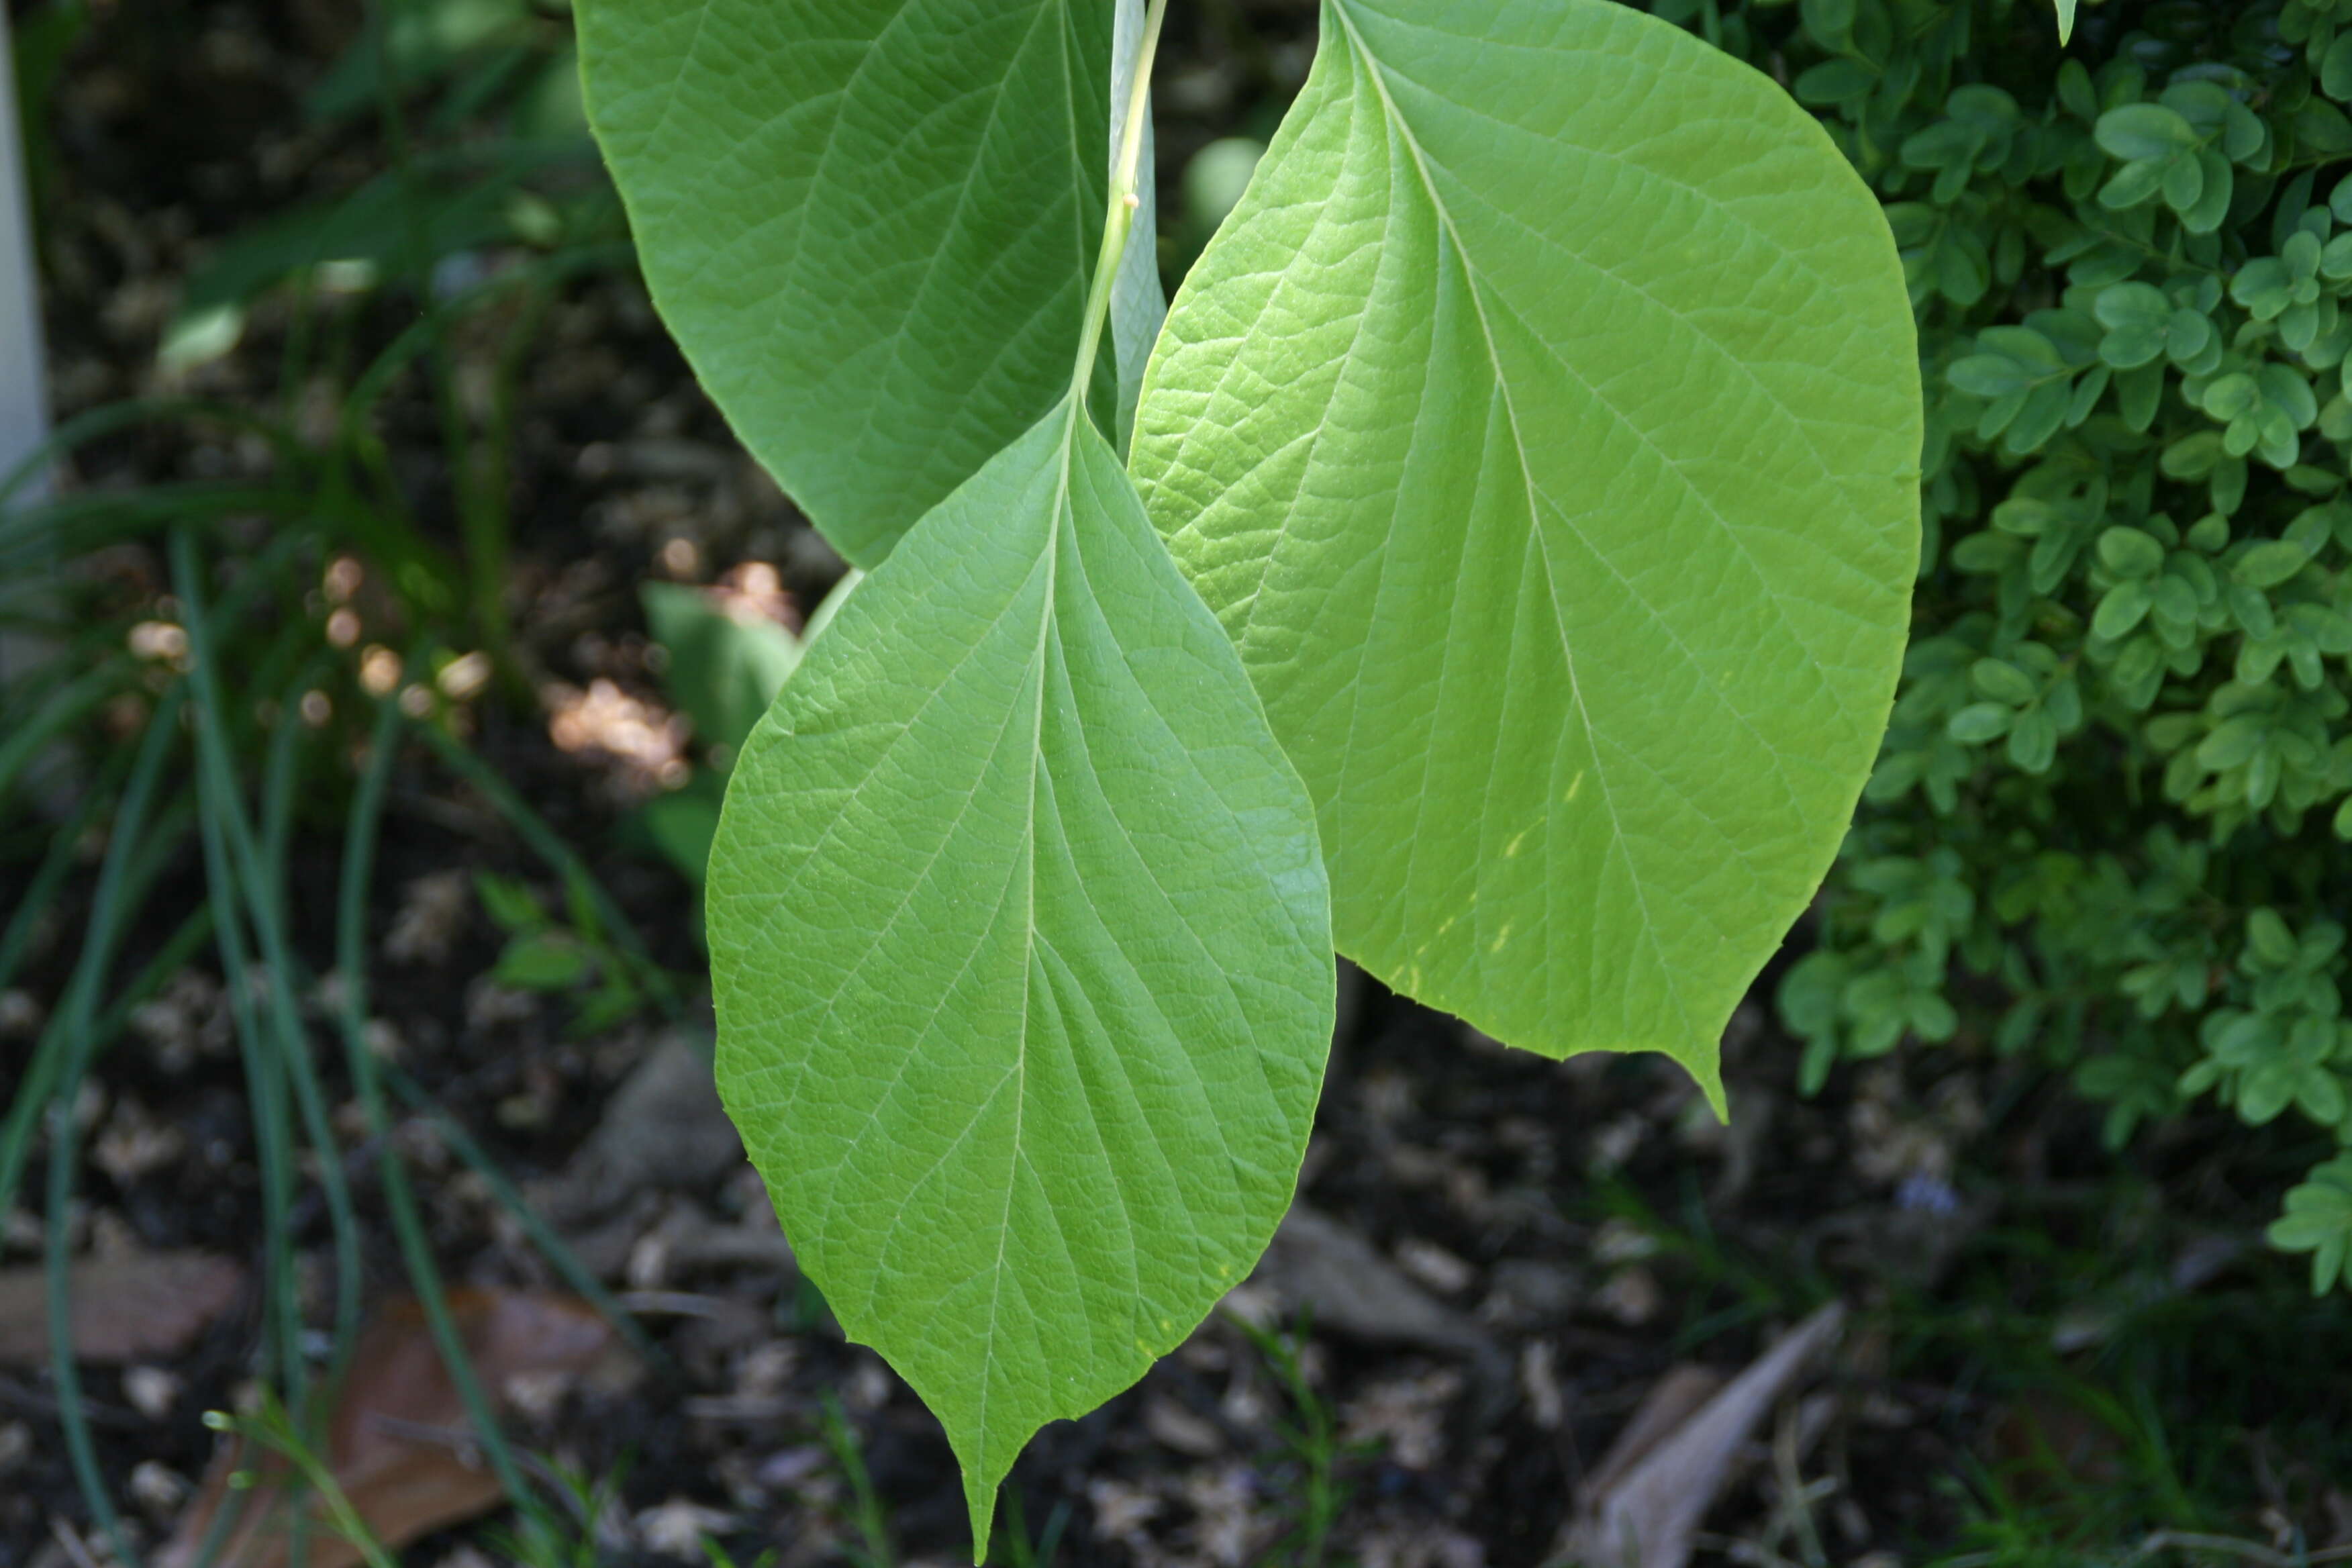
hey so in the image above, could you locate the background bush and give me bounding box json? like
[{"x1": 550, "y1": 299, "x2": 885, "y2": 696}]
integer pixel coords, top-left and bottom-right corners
[{"x1": 1637, "y1": 0, "x2": 2352, "y2": 1291}]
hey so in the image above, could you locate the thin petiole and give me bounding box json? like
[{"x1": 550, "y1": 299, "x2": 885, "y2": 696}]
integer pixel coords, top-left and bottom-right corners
[{"x1": 1067, "y1": 0, "x2": 1171, "y2": 405}]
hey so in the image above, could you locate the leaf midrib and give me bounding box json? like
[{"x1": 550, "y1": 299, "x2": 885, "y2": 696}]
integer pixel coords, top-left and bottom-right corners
[
  {"x1": 1329, "y1": 4, "x2": 1896, "y2": 650},
  {"x1": 1326, "y1": 0, "x2": 1693, "y2": 1040},
  {"x1": 814, "y1": 0, "x2": 1085, "y2": 499},
  {"x1": 974, "y1": 393, "x2": 1081, "y2": 1470}
]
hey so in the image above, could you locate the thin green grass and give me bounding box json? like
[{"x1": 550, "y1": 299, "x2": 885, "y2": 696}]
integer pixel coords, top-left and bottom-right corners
[
  {"x1": 0, "y1": 660, "x2": 127, "y2": 801},
  {"x1": 379, "y1": 1057, "x2": 667, "y2": 1369},
  {"x1": 200, "y1": 648, "x2": 369, "y2": 1383},
  {"x1": 1230, "y1": 1312, "x2": 1347, "y2": 1568},
  {"x1": 821, "y1": 1395, "x2": 898, "y2": 1568},
  {"x1": 420, "y1": 722, "x2": 680, "y2": 1012},
  {"x1": 0, "y1": 31, "x2": 644, "y2": 1556},
  {"x1": 993, "y1": 1487, "x2": 1072, "y2": 1568},
  {"x1": 202, "y1": 1396, "x2": 402, "y2": 1568},
  {"x1": 330, "y1": 671, "x2": 564, "y2": 1557},
  {"x1": 40, "y1": 679, "x2": 189, "y2": 1568},
  {"x1": 0, "y1": 756, "x2": 131, "y2": 1218},
  {"x1": 0, "y1": 897, "x2": 210, "y2": 1225}
]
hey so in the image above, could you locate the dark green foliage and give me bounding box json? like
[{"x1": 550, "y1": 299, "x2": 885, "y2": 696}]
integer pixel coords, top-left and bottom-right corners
[
  {"x1": 162, "y1": 0, "x2": 613, "y2": 376},
  {"x1": 1647, "y1": 0, "x2": 2352, "y2": 1287}
]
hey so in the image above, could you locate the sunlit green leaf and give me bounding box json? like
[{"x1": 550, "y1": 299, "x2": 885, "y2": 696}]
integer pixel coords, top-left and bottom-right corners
[
  {"x1": 494, "y1": 931, "x2": 594, "y2": 990},
  {"x1": 706, "y1": 397, "x2": 1334, "y2": 1549},
  {"x1": 474, "y1": 872, "x2": 546, "y2": 934},
  {"x1": 2270, "y1": 1154, "x2": 2352, "y2": 1293},
  {"x1": 578, "y1": 0, "x2": 1120, "y2": 565},
  {"x1": 1131, "y1": 0, "x2": 1918, "y2": 1099}
]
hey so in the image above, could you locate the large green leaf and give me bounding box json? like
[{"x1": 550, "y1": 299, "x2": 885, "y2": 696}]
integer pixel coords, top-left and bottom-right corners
[
  {"x1": 1130, "y1": 0, "x2": 1920, "y2": 1099},
  {"x1": 705, "y1": 396, "x2": 1334, "y2": 1548},
  {"x1": 577, "y1": 0, "x2": 1120, "y2": 566}
]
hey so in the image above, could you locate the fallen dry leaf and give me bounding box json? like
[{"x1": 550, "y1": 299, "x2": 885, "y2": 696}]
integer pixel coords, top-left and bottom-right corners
[
  {"x1": 162, "y1": 1289, "x2": 620, "y2": 1568},
  {"x1": 1237, "y1": 1206, "x2": 1493, "y2": 1357},
  {"x1": 1339, "y1": 1368, "x2": 1464, "y2": 1469},
  {"x1": 0, "y1": 1251, "x2": 243, "y2": 1364},
  {"x1": 1142, "y1": 1393, "x2": 1226, "y2": 1457},
  {"x1": 1235, "y1": 1204, "x2": 1518, "y2": 1430},
  {"x1": 1560, "y1": 1301, "x2": 1845, "y2": 1568},
  {"x1": 530, "y1": 1031, "x2": 742, "y2": 1230},
  {"x1": 1579, "y1": 1365, "x2": 1726, "y2": 1502}
]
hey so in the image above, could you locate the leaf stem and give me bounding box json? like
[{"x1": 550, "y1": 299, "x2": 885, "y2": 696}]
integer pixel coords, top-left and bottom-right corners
[{"x1": 1069, "y1": 0, "x2": 1171, "y2": 405}]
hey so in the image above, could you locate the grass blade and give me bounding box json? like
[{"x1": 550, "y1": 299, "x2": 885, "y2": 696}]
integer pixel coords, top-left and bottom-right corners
[
  {"x1": 335, "y1": 683, "x2": 562, "y2": 1554},
  {"x1": 175, "y1": 530, "x2": 369, "y2": 1403},
  {"x1": 43, "y1": 680, "x2": 189, "y2": 1568},
  {"x1": 420, "y1": 722, "x2": 677, "y2": 1012}
]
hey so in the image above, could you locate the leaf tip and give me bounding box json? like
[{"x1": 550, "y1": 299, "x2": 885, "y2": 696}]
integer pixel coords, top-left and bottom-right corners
[
  {"x1": 1672, "y1": 1044, "x2": 1731, "y2": 1125},
  {"x1": 963, "y1": 1466, "x2": 1001, "y2": 1565},
  {"x1": 1697, "y1": 1069, "x2": 1731, "y2": 1126}
]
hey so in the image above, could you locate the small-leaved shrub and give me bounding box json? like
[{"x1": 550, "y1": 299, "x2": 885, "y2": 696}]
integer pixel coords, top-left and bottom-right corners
[{"x1": 1673, "y1": 0, "x2": 2352, "y2": 1293}]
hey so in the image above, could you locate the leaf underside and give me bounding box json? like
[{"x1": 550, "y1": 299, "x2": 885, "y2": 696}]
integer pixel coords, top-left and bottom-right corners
[
  {"x1": 577, "y1": 0, "x2": 1122, "y2": 567},
  {"x1": 705, "y1": 399, "x2": 1334, "y2": 1549},
  {"x1": 1132, "y1": 0, "x2": 1922, "y2": 1100}
]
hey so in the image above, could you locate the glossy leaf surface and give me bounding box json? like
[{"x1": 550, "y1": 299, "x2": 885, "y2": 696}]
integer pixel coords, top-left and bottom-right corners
[
  {"x1": 578, "y1": 0, "x2": 1120, "y2": 565},
  {"x1": 705, "y1": 398, "x2": 1334, "y2": 1547},
  {"x1": 1132, "y1": 0, "x2": 1920, "y2": 1098}
]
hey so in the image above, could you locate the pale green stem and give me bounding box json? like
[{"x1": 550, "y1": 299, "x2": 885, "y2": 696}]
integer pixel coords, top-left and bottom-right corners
[{"x1": 1068, "y1": 0, "x2": 1171, "y2": 404}]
